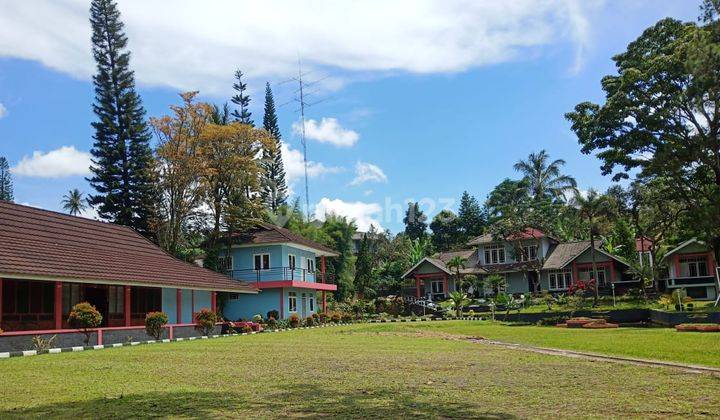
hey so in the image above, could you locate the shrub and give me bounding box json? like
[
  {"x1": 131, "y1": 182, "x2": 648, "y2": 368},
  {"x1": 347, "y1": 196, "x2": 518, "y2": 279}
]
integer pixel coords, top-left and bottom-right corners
[
  {"x1": 32, "y1": 334, "x2": 57, "y2": 351},
  {"x1": 195, "y1": 308, "x2": 219, "y2": 336},
  {"x1": 267, "y1": 310, "x2": 279, "y2": 320},
  {"x1": 341, "y1": 312, "x2": 353, "y2": 323},
  {"x1": 241, "y1": 325, "x2": 253, "y2": 333},
  {"x1": 289, "y1": 313, "x2": 301, "y2": 328},
  {"x1": 318, "y1": 312, "x2": 328, "y2": 323},
  {"x1": 145, "y1": 311, "x2": 169, "y2": 340},
  {"x1": 266, "y1": 316, "x2": 277, "y2": 329},
  {"x1": 68, "y1": 302, "x2": 102, "y2": 345},
  {"x1": 305, "y1": 316, "x2": 315, "y2": 326},
  {"x1": 330, "y1": 312, "x2": 341, "y2": 323},
  {"x1": 252, "y1": 314, "x2": 263, "y2": 323}
]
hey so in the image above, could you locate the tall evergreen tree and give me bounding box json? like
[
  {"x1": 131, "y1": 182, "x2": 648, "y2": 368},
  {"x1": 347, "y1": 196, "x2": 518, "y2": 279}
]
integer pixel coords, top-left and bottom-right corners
[
  {"x1": 230, "y1": 69, "x2": 253, "y2": 125},
  {"x1": 457, "y1": 191, "x2": 485, "y2": 240},
  {"x1": 86, "y1": 0, "x2": 157, "y2": 238},
  {"x1": 0, "y1": 156, "x2": 13, "y2": 202},
  {"x1": 354, "y1": 233, "x2": 375, "y2": 299},
  {"x1": 261, "y1": 82, "x2": 288, "y2": 212},
  {"x1": 403, "y1": 202, "x2": 428, "y2": 240}
]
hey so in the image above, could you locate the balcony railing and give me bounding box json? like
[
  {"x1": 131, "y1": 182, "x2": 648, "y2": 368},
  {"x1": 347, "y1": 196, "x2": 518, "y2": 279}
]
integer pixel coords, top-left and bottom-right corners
[
  {"x1": 669, "y1": 276, "x2": 717, "y2": 287},
  {"x1": 226, "y1": 267, "x2": 334, "y2": 284}
]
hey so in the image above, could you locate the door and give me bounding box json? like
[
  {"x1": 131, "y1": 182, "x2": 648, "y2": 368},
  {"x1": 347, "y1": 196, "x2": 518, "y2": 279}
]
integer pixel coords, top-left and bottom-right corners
[
  {"x1": 84, "y1": 286, "x2": 109, "y2": 327},
  {"x1": 301, "y1": 293, "x2": 307, "y2": 318}
]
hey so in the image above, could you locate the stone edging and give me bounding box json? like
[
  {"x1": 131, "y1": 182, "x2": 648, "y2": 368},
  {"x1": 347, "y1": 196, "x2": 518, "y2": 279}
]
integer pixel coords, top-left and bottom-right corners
[
  {"x1": 0, "y1": 323, "x2": 349, "y2": 359},
  {"x1": 368, "y1": 317, "x2": 482, "y2": 323}
]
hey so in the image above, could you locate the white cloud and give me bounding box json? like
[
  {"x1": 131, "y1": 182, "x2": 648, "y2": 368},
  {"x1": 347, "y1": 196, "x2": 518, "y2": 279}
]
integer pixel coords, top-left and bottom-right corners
[
  {"x1": 314, "y1": 197, "x2": 383, "y2": 231},
  {"x1": 292, "y1": 118, "x2": 359, "y2": 147},
  {"x1": 12, "y1": 146, "x2": 92, "y2": 178},
  {"x1": 280, "y1": 141, "x2": 341, "y2": 191},
  {"x1": 0, "y1": 1, "x2": 596, "y2": 93},
  {"x1": 350, "y1": 161, "x2": 387, "y2": 186},
  {"x1": 0, "y1": 103, "x2": 7, "y2": 119}
]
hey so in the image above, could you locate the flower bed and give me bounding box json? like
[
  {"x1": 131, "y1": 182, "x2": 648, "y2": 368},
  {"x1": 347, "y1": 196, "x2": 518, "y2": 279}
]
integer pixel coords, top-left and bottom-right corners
[
  {"x1": 558, "y1": 317, "x2": 618, "y2": 329},
  {"x1": 675, "y1": 323, "x2": 720, "y2": 332}
]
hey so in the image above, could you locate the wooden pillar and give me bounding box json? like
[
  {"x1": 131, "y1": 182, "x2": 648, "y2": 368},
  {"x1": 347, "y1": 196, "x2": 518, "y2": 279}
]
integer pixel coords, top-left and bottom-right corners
[
  {"x1": 674, "y1": 254, "x2": 681, "y2": 277},
  {"x1": 572, "y1": 261, "x2": 578, "y2": 285},
  {"x1": 609, "y1": 262, "x2": 616, "y2": 283},
  {"x1": 443, "y1": 274, "x2": 448, "y2": 297},
  {"x1": 176, "y1": 289, "x2": 182, "y2": 324},
  {"x1": 97, "y1": 328, "x2": 103, "y2": 346},
  {"x1": 415, "y1": 275, "x2": 421, "y2": 299},
  {"x1": 321, "y1": 256, "x2": 326, "y2": 283},
  {"x1": 211, "y1": 291, "x2": 217, "y2": 313},
  {"x1": 321, "y1": 290, "x2": 327, "y2": 313},
  {"x1": 54, "y1": 281, "x2": 63, "y2": 329},
  {"x1": 124, "y1": 285, "x2": 131, "y2": 326}
]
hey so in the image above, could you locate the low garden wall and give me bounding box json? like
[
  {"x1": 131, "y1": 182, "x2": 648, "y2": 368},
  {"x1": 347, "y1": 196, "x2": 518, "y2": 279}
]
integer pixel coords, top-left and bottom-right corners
[
  {"x1": 0, "y1": 324, "x2": 218, "y2": 353},
  {"x1": 649, "y1": 309, "x2": 720, "y2": 326},
  {"x1": 497, "y1": 309, "x2": 651, "y2": 325}
]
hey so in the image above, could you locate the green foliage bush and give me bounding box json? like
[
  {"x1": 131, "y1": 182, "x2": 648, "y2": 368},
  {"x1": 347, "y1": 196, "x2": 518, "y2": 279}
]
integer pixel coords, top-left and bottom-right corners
[
  {"x1": 267, "y1": 310, "x2": 279, "y2": 320},
  {"x1": 289, "y1": 313, "x2": 300, "y2": 328},
  {"x1": 265, "y1": 316, "x2": 277, "y2": 329},
  {"x1": 68, "y1": 302, "x2": 103, "y2": 345},
  {"x1": 241, "y1": 325, "x2": 253, "y2": 333},
  {"x1": 330, "y1": 312, "x2": 341, "y2": 323},
  {"x1": 145, "y1": 311, "x2": 169, "y2": 340},
  {"x1": 252, "y1": 314, "x2": 263, "y2": 323},
  {"x1": 195, "y1": 308, "x2": 218, "y2": 336},
  {"x1": 305, "y1": 316, "x2": 315, "y2": 326}
]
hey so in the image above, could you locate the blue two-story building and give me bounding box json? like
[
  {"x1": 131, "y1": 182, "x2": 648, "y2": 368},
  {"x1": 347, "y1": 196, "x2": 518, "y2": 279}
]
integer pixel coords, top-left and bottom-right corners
[{"x1": 215, "y1": 223, "x2": 339, "y2": 320}]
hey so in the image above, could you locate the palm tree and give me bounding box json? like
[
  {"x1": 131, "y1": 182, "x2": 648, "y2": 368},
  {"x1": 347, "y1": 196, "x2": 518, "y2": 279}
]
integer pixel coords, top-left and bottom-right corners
[
  {"x1": 571, "y1": 189, "x2": 614, "y2": 305},
  {"x1": 448, "y1": 291, "x2": 470, "y2": 317},
  {"x1": 61, "y1": 189, "x2": 87, "y2": 216},
  {"x1": 446, "y1": 256, "x2": 467, "y2": 292},
  {"x1": 514, "y1": 150, "x2": 577, "y2": 201},
  {"x1": 486, "y1": 274, "x2": 505, "y2": 295}
]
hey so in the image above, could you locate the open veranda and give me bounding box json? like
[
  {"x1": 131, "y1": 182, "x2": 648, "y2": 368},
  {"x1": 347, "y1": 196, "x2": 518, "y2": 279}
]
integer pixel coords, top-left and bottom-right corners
[{"x1": 2, "y1": 321, "x2": 719, "y2": 419}]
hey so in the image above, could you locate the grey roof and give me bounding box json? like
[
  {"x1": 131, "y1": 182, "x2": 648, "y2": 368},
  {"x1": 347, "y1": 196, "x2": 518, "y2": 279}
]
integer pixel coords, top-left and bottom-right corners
[
  {"x1": 401, "y1": 257, "x2": 452, "y2": 278},
  {"x1": 661, "y1": 237, "x2": 705, "y2": 260},
  {"x1": 542, "y1": 241, "x2": 591, "y2": 269}
]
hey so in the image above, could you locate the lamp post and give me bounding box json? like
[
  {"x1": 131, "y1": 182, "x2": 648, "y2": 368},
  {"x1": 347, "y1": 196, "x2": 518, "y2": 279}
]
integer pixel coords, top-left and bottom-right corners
[{"x1": 611, "y1": 282, "x2": 616, "y2": 307}]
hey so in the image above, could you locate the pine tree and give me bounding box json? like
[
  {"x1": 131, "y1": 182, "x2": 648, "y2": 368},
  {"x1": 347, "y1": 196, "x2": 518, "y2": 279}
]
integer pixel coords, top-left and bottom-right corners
[
  {"x1": 231, "y1": 69, "x2": 253, "y2": 125},
  {"x1": 0, "y1": 156, "x2": 13, "y2": 202},
  {"x1": 86, "y1": 0, "x2": 157, "y2": 238},
  {"x1": 260, "y1": 82, "x2": 288, "y2": 212},
  {"x1": 354, "y1": 233, "x2": 375, "y2": 299},
  {"x1": 458, "y1": 191, "x2": 485, "y2": 239},
  {"x1": 403, "y1": 202, "x2": 428, "y2": 240}
]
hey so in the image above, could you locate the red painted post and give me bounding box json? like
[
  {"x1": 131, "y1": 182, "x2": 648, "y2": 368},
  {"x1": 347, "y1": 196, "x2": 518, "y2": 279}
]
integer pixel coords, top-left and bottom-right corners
[
  {"x1": 97, "y1": 328, "x2": 103, "y2": 346},
  {"x1": 415, "y1": 275, "x2": 421, "y2": 299},
  {"x1": 609, "y1": 262, "x2": 616, "y2": 284},
  {"x1": 54, "y1": 281, "x2": 63, "y2": 329},
  {"x1": 322, "y1": 291, "x2": 327, "y2": 313},
  {"x1": 211, "y1": 291, "x2": 217, "y2": 313},
  {"x1": 176, "y1": 289, "x2": 182, "y2": 324},
  {"x1": 279, "y1": 291, "x2": 284, "y2": 319},
  {"x1": 321, "y1": 256, "x2": 326, "y2": 283},
  {"x1": 674, "y1": 254, "x2": 681, "y2": 277},
  {"x1": 168, "y1": 325, "x2": 174, "y2": 340},
  {"x1": 572, "y1": 261, "x2": 578, "y2": 285},
  {"x1": 124, "y1": 285, "x2": 131, "y2": 326}
]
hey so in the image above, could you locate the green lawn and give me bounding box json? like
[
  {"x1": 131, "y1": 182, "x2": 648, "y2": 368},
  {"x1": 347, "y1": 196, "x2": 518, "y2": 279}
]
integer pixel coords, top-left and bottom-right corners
[{"x1": 2, "y1": 322, "x2": 720, "y2": 418}]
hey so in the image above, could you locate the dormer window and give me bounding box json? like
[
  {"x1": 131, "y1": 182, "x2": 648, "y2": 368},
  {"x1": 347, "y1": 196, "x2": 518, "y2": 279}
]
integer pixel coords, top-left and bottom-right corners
[
  {"x1": 484, "y1": 244, "x2": 505, "y2": 264},
  {"x1": 519, "y1": 245, "x2": 538, "y2": 262}
]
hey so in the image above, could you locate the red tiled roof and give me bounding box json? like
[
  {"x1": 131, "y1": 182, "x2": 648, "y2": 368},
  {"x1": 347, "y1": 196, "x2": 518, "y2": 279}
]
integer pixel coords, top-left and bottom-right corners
[
  {"x1": 0, "y1": 201, "x2": 257, "y2": 293},
  {"x1": 467, "y1": 228, "x2": 554, "y2": 245},
  {"x1": 227, "y1": 223, "x2": 339, "y2": 256}
]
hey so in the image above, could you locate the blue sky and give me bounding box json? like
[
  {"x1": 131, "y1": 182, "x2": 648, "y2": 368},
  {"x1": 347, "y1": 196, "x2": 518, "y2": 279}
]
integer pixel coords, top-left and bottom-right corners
[{"x1": 0, "y1": 0, "x2": 700, "y2": 233}]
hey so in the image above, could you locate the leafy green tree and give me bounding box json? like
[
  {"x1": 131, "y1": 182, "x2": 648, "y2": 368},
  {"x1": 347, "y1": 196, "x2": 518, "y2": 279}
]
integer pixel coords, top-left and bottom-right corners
[
  {"x1": 354, "y1": 233, "x2": 375, "y2": 299},
  {"x1": 458, "y1": 191, "x2": 485, "y2": 240},
  {"x1": 566, "y1": 7, "x2": 720, "y2": 259},
  {"x1": 321, "y1": 215, "x2": 357, "y2": 301},
  {"x1": 484, "y1": 179, "x2": 530, "y2": 223},
  {"x1": 403, "y1": 202, "x2": 427, "y2": 240},
  {"x1": 429, "y1": 210, "x2": 461, "y2": 251},
  {"x1": 513, "y1": 150, "x2": 577, "y2": 201},
  {"x1": 61, "y1": 189, "x2": 87, "y2": 216},
  {"x1": 230, "y1": 69, "x2": 253, "y2": 125},
  {"x1": 0, "y1": 156, "x2": 13, "y2": 202},
  {"x1": 260, "y1": 82, "x2": 288, "y2": 212},
  {"x1": 87, "y1": 0, "x2": 157, "y2": 238},
  {"x1": 448, "y1": 291, "x2": 470, "y2": 317},
  {"x1": 571, "y1": 189, "x2": 614, "y2": 304}
]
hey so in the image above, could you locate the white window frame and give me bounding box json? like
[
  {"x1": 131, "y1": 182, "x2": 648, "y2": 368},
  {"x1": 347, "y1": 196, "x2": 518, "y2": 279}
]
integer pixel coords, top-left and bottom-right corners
[
  {"x1": 288, "y1": 254, "x2": 296, "y2": 270},
  {"x1": 579, "y1": 268, "x2": 607, "y2": 285},
  {"x1": 288, "y1": 291, "x2": 297, "y2": 312},
  {"x1": 217, "y1": 255, "x2": 233, "y2": 271},
  {"x1": 431, "y1": 280, "x2": 444, "y2": 294},
  {"x1": 679, "y1": 256, "x2": 708, "y2": 278},
  {"x1": 548, "y1": 269, "x2": 572, "y2": 291},
  {"x1": 519, "y1": 245, "x2": 538, "y2": 262},
  {"x1": 307, "y1": 258, "x2": 315, "y2": 273},
  {"x1": 254, "y1": 253, "x2": 270, "y2": 271},
  {"x1": 484, "y1": 244, "x2": 506, "y2": 265}
]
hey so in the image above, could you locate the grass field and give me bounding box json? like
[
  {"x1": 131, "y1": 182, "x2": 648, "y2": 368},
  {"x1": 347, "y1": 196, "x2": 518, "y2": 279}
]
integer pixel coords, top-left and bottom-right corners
[{"x1": 2, "y1": 322, "x2": 720, "y2": 418}]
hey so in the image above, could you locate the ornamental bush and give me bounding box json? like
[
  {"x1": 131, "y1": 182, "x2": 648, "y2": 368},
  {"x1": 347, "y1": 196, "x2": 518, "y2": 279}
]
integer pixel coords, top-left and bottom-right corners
[
  {"x1": 305, "y1": 316, "x2": 314, "y2": 327},
  {"x1": 241, "y1": 325, "x2": 253, "y2": 333},
  {"x1": 317, "y1": 312, "x2": 328, "y2": 324},
  {"x1": 252, "y1": 314, "x2": 263, "y2": 323},
  {"x1": 289, "y1": 313, "x2": 300, "y2": 328},
  {"x1": 68, "y1": 302, "x2": 102, "y2": 345},
  {"x1": 195, "y1": 308, "x2": 218, "y2": 336},
  {"x1": 330, "y1": 312, "x2": 341, "y2": 323},
  {"x1": 267, "y1": 310, "x2": 279, "y2": 320},
  {"x1": 266, "y1": 316, "x2": 277, "y2": 329},
  {"x1": 145, "y1": 311, "x2": 169, "y2": 340}
]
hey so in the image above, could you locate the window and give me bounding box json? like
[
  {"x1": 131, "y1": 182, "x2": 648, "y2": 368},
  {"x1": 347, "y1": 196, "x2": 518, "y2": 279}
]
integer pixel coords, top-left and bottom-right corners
[
  {"x1": 579, "y1": 268, "x2": 607, "y2": 285},
  {"x1": 548, "y1": 270, "x2": 572, "y2": 290},
  {"x1": 3, "y1": 279, "x2": 55, "y2": 315},
  {"x1": 288, "y1": 291, "x2": 297, "y2": 312},
  {"x1": 431, "y1": 280, "x2": 444, "y2": 294},
  {"x1": 484, "y1": 244, "x2": 506, "y2": 264},
  {"x1": 254, "y1": 254, "x2": 270, "y2": 270},
  {"x1": 131, "y1": 287, "x2": 161, "y2": 316},
  {"x1": 309, "y1": 296, "x2": 315, "y2": 312},
  {"x1": 217, "y1": 256, "x2": 233, "y2": 271},
  {"x1": 108, "y1": 286, "x2": 125, "y2": 316},
  {"x1": 307, "y1": 258, "x2": 315, "y2": 273},
  {"x1": 288, "y1": 254, "x2": 296, "y2": 269},
  {"x1": 519, "y1": 245, "x2": 538, "y2": 262},
  {"x1": 679, "y1": 256, "x2": 708, "y2": 277}
]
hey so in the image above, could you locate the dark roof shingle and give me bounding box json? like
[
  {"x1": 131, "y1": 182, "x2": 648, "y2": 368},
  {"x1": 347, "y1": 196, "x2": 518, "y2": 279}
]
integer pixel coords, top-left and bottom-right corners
[
  {"x1": 0, "y1": 201, "x2": 257, "y2": 292},
  {"x1": 228, "y1": 223, "x2": 339, "y2": 256}
]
